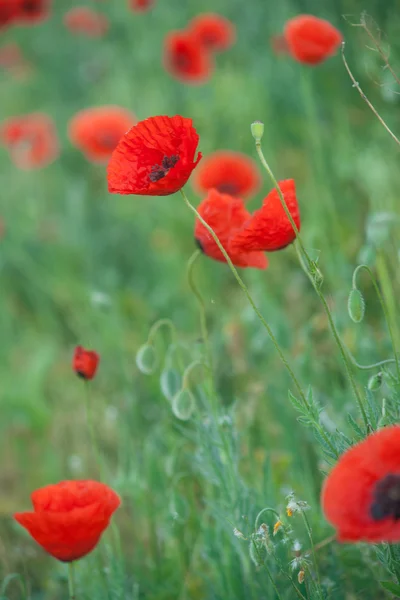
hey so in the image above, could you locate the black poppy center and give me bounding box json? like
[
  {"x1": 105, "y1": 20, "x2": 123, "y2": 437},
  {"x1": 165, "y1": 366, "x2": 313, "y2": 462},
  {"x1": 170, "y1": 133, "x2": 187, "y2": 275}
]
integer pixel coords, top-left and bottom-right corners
[
  {"x1": 370, "y1": 474, "x2": 400, "y2": 521},
  {"x1": 149, "y1": 154, "x2": 179, "y2": 183},
  {"x1": 22, "y1": 0, "x2": 39, "y2": 13},
  {"x1": 217, "y1": 182, "x2": 239, "y2": 196}
]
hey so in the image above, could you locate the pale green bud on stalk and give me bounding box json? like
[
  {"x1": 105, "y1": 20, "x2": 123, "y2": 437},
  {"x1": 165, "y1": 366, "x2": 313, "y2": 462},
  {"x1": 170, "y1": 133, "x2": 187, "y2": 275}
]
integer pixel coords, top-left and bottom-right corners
[
  {"x1": 348, "y1": 288, "x2": 365, "y2": 323},
  {"x1": 251, "y1": 121, "x2": 264, "y2": 143},
  {"x1": 368, "y1": 372, "x2": 383, "y2": 391}
]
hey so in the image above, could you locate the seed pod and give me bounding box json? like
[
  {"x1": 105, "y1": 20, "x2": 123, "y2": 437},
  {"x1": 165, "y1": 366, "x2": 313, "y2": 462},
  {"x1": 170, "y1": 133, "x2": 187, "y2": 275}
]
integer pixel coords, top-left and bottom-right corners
[{"x1": 348, "y1": 288, "x2": 365, "y2": 323}]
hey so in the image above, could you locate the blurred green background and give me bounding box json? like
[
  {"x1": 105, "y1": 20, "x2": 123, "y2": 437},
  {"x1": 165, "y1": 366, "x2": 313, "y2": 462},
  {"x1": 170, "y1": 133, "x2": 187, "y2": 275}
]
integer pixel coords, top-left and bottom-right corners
[{"x1": 1, "y1": 0, "x2": 400, "y2": 598}]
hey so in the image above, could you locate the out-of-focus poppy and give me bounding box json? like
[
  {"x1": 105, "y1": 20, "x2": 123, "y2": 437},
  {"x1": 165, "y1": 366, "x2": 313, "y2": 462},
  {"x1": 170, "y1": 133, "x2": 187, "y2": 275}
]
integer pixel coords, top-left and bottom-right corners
[
  {"x1": 163, "y1": 30, "x2": 214, "y2": 85},
  {"x1": 108, "y1": 115, "x2": 201, "y2": 196},
  {"x1": 0, "y1": 0, "x2": 19, "y2": 29},
  {"x1": 189, "y1": 13, "x2": 236, "y2": 52},
  {"x1": 14, "y1": 480, "x2": 120, "y2": 562},
  {"x1": 229, "y1": 179, "x2": 300, "y2": 252},
  {"x1": 64, "y1": 7, "x2": 108, "y2": 37},
  {"x1": 128, "y1": 0, "x2": 154, "y2": 12},
  {"x1": 73, "y1": 346, "x2": 100, "y2": 380},
  {"x1": 284, "y1": 15, "x2": 342, "y2": 65},
  {"x1": 195, "y1": 189, "x2": 268, "y2": 269},
  {"x1": 192, "y1": 150, "x2": 261, "y2": 201},
  {"x1": 68, "y1": 106, "x2": 136, "y2": 164},
  {"x1": 322, "y1": 425, "x2": 400, "y2": 543},
  {"x1": 0, "y1": 113, "x2": 59, "y2": 170},
  {"x1": 17, "y1": 0, "x2": 51, "y2": 25}
]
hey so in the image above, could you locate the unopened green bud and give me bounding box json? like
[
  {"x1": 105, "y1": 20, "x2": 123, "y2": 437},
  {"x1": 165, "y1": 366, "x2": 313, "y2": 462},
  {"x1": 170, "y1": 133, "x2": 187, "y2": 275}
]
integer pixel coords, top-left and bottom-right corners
[
  {"x1": 368, "y1": 372, "x2": 382, "y2": 391},
  {"x1": 348, "y1": 288, "x2": 365, "y2": 323},
  {"x1": 251, "y1": 121, "x2": 264, "y2": 142}
]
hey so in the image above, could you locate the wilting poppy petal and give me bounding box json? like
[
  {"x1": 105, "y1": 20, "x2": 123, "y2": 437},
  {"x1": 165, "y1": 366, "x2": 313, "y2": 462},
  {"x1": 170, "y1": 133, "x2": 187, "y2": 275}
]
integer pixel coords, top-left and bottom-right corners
[
  {"x1": 64, "y1": 7, "x2": 108, "y2": 37},
  {"x1": 128, "y1": 0, "x2": 154, "y2": 12},
  {"x1": 188, "y1": 13, "x2": 236, "y2": 52},
  {"x1": 107, "y1": 115, "x2": 201, "y2": 196},
  {"x1": 17, "y1": 0, "x2": 51, "y2": 25},
  {"x1": 195, "y1": 189, "x2": 268, "y2": 269},
  {"x1": 14, "y1": 480, "x2": 120, "y2": 561},
  {"x1": 192, "y1": 150, "x2": 261, "y2": 201},
  {"x1": 229, "y1": 179, "x2": 300, "y2": 252},
  {"x1": 0, "y1": 113, "x2": 59, "y2": 170},
  {"x1": 284, "y1": 15, "x2": 342, "y2": 65},
  {"x1": 73, "y1": 345, "x2": 100, "y2": 380},
  {"x1": 322, "y1": 426, "x2": 400, "y2": 543},
  {"x1": 163, "y1": 30, "x2": 214, "y2": 85},
  {"x1": 68, "y1": 106, "x2": 136, "y2": 164}
]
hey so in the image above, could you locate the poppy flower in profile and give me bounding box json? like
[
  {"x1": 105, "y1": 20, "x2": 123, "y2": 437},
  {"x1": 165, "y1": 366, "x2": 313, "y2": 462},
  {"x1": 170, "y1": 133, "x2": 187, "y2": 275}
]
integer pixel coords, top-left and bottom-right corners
[
  {"x1": 14, "y1": 480, "x2": 120, "y2": 562},
  {"x1": 0, "y1": 113, "x2": 59, "y2": 170},
  {"x1": 283, "y1": 15, "x2": 342, "y2": 65},
  {"x1": 322, "y1": 425, "x2": 400, "y2": 543},
  {"x1": 163, "y1": 30, "x2": 214, "y2": 85},
  {"x1": 68, "y1": 106, "x2": 136, "y2": 164},
  {"x1": 108, "y1": 115, "x2": 201, "y2": 196},
  {"x1": 189, "y1": 13, "x2": 236, "y2": 52},
  {"x1": 64, "y1": 7, "x2": 108, "y2": 37},
  {"x1": 17, "y1": 0, "x2": 51, "y2": 25},
  {"x1": 192, "y1": 150, "x2": 261, "y2": 201},
  {"x1": 229, "y1": 179, "x2": 300, "y2": 253},
  {"x1": 195, "y1": 189, "x2": 268, "y2": 269},
  {"x1": 73, "y1": 346, "x2": 100, "y2": 380},
  {"x1": 128, "y1": 0, "x2": 154, "y2": 12}
]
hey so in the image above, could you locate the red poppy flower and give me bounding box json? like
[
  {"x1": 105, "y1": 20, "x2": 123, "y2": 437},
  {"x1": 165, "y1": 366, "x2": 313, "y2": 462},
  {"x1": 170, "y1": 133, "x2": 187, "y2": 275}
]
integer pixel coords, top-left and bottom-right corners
[
  {"x1": 195, "y1": 189, "x2": 268, "y2": 269},
  {"x1": 128, "y1": 0, "x2": 154, "y2": 12},
  {"x1": 189, "y1": 13, "x2": 236, "y2": 52},
  {"x1": 0, "y1": 0, "x2": 19, "y2": 29},
  {"x1": 14, "y1": 480, "x2": 120, "y2": 561},
  {"x1": 17, "y1": 0, "x2": 51, "y2": 25},
  {"x1": 321, "y1": 426, "x2": 400, "y2": 543},
  {"x1": 163, "y1": 30, "x2": 214, "y2": 85},
  {"x1": 107, "y1": 115, "x2": 201, "y2": 196},
  {"x1": 192, "y1": 150, "x2": 261, "y2": 201},
  {"x1": 64, "y1": 7, "x2": 108, "y2": 37},
  {"x1": 0, "y1": 113, "x2": 59, "y2": 170},
  {"x1": 73, "y1": 345, "x2": 100, "y2": 380},
  {"x1": 284, "y1": 15, "x2": 342, "y2": 65},
  {"x1": 229, "y1": 179, "x2": 300, "y2": 253},
  {"x1": 68, "y1": 106, "x2": 136, "y2": 164}
]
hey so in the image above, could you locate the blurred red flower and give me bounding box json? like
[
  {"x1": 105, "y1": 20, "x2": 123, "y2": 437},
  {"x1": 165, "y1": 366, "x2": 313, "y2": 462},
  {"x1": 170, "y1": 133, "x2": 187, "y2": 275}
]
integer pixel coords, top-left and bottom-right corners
[
  {"x1": 14, "y1": 480, "x2": 120, "y2": 561},
  {"x1": 108, "y1": 115, "x2": 201, "y2": 196},
  {"x1": 73, "y1": 346, "x2": 100, "y2": 380},
  {"x1": 284, "y1": 15, "x2": 342, "y2": 65},
  {"x1": 163, "y1": 30, "x2": 214, "y2": 85},
  {"x1": 189, "y1": 13, "x2": 236, "y2": 52},
  {"x1": 128, "y1": 0, "x2": 154, "y2": 12},
  {"x1": 68, "y1": 106, "x2": 136, "y2": 164},
  {"x1": 0, "y1": 0, "x2": 20, "y2": 29},
  {"x1": 192, "y1": 150, "x2": 261, "y2": 201},
  {"x1": 0, "y1": 113, "x2": 59, "y2": 170},
  {"x1": 322, "y1": 426, "x2": 400, "y2": 543},
  {"x1": 64, "y1": 7, "x2": 108, "y2": 37},
  {"x1": 229, "y1": 179, "x2": 300, "y2": 252},
  {"x1": 17, "y1": 0, "x2": 51, "y2": 25},
  {"x1": 195, "y1": 189, "x2": 268, "y2": 269}
]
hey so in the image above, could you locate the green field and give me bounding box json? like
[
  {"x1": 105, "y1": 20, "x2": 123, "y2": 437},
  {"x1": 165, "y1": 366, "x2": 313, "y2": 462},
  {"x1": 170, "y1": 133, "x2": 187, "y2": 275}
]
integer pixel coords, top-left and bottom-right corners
[{"x1": 1, "y1": 0, "x2": 400, "y2": 598}]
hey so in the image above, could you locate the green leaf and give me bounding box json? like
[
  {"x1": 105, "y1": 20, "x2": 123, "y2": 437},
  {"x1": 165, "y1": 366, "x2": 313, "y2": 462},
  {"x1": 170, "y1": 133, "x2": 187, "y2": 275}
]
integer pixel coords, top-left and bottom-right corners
[
  {"x1": 346, "y1": 414, "x2": 365, "y2": 439},
  {"x1": 380, "y1": 580, "x2": 400, "y2": 596}
]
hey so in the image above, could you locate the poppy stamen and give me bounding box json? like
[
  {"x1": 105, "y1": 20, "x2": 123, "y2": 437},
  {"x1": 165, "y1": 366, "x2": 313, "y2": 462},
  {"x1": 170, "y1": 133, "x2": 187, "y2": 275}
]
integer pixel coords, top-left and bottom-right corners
[
  {"x1": 149, "y1": 154, "x2": 179, "y2": 182},
  {"x1": 371, "y1": 474, "x2": 400, "y2": 521}
]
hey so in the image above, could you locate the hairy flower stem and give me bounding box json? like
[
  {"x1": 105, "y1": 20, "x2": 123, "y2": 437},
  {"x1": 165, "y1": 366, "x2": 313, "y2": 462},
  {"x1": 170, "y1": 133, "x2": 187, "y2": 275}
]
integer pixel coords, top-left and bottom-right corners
[
  {"x1": 255, "y1": 142, "x2": 369, "y2": 431},
  {"x1": 352, "y1": 265, "x2": 400, "y2": 379},
  {"x1": 147, "y1": 318, "x2": 184, "y2": 373},
  {"x1": 68, "y1": 562, "x2": 76, "y2": 600},
  {"x1": 300, "y1": 511, "x2": 323, "y2": 600},
  {"x1": 180, "y1": 189, "x2": 338, "y2": 457}
]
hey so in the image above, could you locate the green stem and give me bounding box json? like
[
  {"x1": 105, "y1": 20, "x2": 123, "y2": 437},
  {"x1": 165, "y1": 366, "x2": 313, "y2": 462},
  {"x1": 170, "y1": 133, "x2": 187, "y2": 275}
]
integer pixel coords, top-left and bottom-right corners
[
  {"x1": 254, "y1": 507, "x2": 280, "y2": 531},
  {"x1": 251, "y1": 540, "x2": 285, "y2": 600},
  {"x1": 353, "y1": 264, "x2": 400, "y2": 380},
  {"x1": 147, "y1": 318, "x2": 184, "y2": 372},
  {"x1": 180, "y1": 189, "x2": 338, "y2": 457},
  {"x1": 84, "y1": 382, "x2": 106, "y2": 481},
  {"x1": 300, "y1": 512, "x2": 323, "y2": 600},
  {"x1": 255, "y1": 141, "x2": 369, "y2": 431},
  {"x1": 68, "y1": 562, "x2": 76, "y2": 600}
]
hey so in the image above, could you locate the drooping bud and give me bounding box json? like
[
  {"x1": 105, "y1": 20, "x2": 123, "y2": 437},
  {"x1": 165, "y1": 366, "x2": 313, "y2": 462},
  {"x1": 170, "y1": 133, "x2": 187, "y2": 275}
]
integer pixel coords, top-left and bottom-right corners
[
  {"x1": 136, "y1": 344, "x2": 158, "y2": 374},
  {"x1": 251, "y1": 121, "x2": 264, "y2": 142},
  {"x1": 348, "y1": 288, "x2": 365, "y2": 323},
  {"x1": 368, "y1": 372, "x2": 383, "y2": 391}
]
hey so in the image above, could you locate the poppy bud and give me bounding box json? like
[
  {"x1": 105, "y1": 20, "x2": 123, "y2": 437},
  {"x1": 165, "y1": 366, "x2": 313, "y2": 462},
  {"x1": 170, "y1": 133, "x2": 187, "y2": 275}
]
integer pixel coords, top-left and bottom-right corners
[
  {"x1": 171, "y1": 387, "x2": 196, "y2": 420},
  {"x1": 348, "y1": 288, "x2": 365, "y2": 323},
  {"x1": 251, "y1": 121, "x2": 264, "y2": 142},
  {"x1": 368, "y1": 372, "x2": 383, "y2": 391},
  {"x1": 136, "y1": 344, "x2": 158, "y2": 374},
  {"x1": 73, "y1": 345, "x2": 100, "y2": 380}
]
